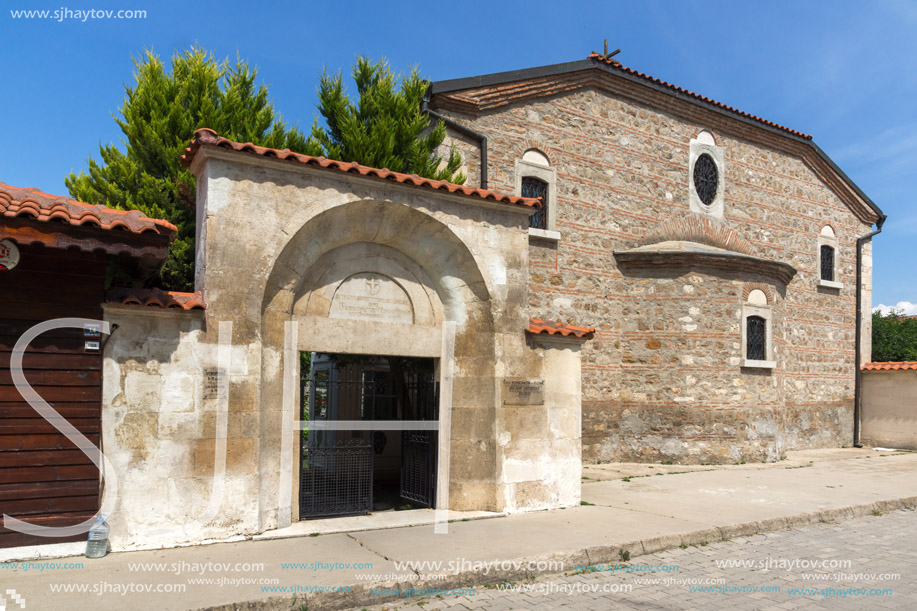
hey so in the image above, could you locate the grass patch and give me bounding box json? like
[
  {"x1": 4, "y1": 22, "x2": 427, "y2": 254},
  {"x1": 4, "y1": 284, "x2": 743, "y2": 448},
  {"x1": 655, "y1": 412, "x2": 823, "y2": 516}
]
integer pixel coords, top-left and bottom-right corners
[{"x1": 580, "y1": 500, "x2": 595, "y2": 506}]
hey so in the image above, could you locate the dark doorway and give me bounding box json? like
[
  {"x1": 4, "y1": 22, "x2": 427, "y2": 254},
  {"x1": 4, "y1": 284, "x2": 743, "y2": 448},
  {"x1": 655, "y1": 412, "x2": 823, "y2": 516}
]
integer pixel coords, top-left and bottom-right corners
[{"x1": 299, "y1": 353, "x2": 437, "y2": 520}]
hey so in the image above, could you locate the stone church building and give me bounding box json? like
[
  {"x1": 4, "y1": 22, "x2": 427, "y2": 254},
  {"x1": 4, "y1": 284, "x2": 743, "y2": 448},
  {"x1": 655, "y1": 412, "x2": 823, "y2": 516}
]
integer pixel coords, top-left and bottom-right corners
[
  {"x1": 428, "y1": 52, "x2": 885, "y2": 465},
  {"x1": 0, "y1": 53, "x2": 884, "y2": 551}
]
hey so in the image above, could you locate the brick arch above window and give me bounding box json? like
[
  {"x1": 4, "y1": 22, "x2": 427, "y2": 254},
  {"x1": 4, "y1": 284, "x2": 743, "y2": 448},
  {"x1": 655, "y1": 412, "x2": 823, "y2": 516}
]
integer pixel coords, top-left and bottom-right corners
[
  {"x1": 643, "y1": 214, "x2": 755, "y2": 256},
  {"x1": 742, "y1": 282, "x2": 774, "y2": 305},
  {"x1": 521, "y1": 148, "x2": 550, "y2": 167},
  {"x1": 520, "y1": 139, "x2": 552, "y2": 160},
  {"x1": 695, "y1": 129, "x2": 718, "y2": 145}
]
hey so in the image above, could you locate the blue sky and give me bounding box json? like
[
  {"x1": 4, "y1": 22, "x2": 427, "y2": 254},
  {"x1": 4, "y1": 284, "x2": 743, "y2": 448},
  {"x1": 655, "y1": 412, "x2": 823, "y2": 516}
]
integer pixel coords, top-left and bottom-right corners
[{"x1": 1, "y1": 0, "x2": 914, "y2": 308}]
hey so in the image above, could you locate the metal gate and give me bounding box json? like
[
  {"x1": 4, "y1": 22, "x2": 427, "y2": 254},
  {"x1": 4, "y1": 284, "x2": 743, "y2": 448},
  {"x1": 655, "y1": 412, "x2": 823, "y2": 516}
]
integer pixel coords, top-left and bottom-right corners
[
  {"x1": 401, "y1": 381, "x2": 438, "y2": 508},
  {"x1": 299, "y1": 361, "x2": 438, "y2": 519}
]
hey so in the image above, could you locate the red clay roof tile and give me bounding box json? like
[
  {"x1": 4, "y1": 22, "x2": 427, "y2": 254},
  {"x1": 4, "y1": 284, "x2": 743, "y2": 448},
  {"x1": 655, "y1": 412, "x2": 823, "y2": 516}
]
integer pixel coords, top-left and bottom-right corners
[
  {"x1": 526, "y1": 318, "x2": 595, "y2": 340},
  {"x1": 106, "y1": 288, "x2": 206, "y2": 311},
  {"x1": 0, "y1": 182, "x2": 177, "y2": 237},
  {"x1": 181, "y1": 129, "x2": 542, "y2": 210},
  {"x1": 588, "y1": 53, "x2": 812, "y2": 140},
  {"x1": 861, "y1": 362, "x2": 917, "y2": 371}
]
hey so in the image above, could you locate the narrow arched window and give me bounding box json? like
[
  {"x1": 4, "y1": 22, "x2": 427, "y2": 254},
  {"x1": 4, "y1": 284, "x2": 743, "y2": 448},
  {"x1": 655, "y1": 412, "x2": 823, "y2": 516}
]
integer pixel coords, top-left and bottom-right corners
[
  {"x1": 522, "y1": 176, "x2": 548, "y2": 230},
  {"x1": 820, "y1": 244, "x2": 835, "y2": 281},
  {"x1": 817, "y1": 225, "x2": 841, "y2": 288},
  {"x1": 746, "y1": 316, "x2": 767, "y2": 361}
]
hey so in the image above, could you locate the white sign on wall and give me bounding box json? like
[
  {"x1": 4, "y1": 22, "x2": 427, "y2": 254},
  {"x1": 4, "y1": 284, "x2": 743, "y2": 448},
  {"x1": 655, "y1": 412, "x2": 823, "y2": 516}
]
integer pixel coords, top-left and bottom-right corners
[{"x1": 0, "y1": 239, "x2": 20, "y2": 271}]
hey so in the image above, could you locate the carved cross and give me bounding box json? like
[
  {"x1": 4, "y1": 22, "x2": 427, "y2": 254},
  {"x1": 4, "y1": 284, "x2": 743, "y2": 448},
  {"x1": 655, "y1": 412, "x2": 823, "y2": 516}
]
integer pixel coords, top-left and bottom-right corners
[{"x1": 365, "y1": 276, "x2": 381, "y2": 295}]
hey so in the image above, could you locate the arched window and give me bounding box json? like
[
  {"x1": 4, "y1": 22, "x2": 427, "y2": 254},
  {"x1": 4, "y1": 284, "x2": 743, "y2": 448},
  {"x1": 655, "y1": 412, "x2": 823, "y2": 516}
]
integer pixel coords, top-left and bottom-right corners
[
  {"x1": 818, "y1": 225, "x2": 841, "y2": 288},
  {"x1": 516, "y1": 149, "x2": 558, "y2": 240},
  {"x1": 742, "y1": 287, "x2": 774, "y2": 369},
  {"x1": 746, "y1": 316, "x2": 767, "y2": 361},
  {"x1": 522, "y1": 176, "x2": 548, "y2": 230}
]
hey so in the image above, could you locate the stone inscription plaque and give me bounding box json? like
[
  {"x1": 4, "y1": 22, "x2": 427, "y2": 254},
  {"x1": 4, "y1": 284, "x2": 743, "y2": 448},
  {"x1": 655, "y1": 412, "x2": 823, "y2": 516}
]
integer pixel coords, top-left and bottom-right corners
[
  {"x1": 329, "y1": 273, "x2": 414, "y2": 323},
  {"x1": 203, "y1": 368, "x2": 222, "y2": 400},
  {"x1": 503, "y1": 379, "x2": 545, "y2": 406}
]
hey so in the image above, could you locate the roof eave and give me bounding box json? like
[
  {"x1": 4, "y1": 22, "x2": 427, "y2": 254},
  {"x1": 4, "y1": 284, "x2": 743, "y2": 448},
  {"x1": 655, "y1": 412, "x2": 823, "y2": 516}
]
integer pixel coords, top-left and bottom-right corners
[
  {"x1": 188, "y1": 140, "x2": 540, "y2": 216},
  {"x1": 429, "y1": 60, "x2": 596, "y2": 95},
  {"x1": 429, "y1": 60, "x2": 885, "y2": 226},
  {"x1": 807, "y1": 141, "x2": 885, "y2": 224}
]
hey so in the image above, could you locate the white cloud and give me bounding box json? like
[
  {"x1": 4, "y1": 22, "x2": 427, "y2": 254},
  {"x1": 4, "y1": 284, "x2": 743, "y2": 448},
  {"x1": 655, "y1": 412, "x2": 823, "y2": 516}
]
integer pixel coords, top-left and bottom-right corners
[{"x1": 874, "y1": 301, "x2": 917, "y2": 315}]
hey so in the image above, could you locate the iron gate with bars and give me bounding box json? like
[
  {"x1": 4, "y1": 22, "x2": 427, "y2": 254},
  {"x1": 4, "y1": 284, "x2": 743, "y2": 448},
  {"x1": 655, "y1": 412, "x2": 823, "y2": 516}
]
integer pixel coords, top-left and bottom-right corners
[
  {"x1": 401, "y1": 381, "x2": 439, "y2": 507},
  {"x1": 299, "y1": 364, "x2": 438, "y2": 519}
]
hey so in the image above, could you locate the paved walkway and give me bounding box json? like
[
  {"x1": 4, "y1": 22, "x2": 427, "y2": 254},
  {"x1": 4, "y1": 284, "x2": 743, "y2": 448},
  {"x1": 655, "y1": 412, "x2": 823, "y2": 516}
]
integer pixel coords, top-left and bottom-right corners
[
  {"x1": 2, "y1": 449, "x2": 915, "y2": 610},
  {"x1": 358, "y1": 509, "x2": 917, "y2": 610}
]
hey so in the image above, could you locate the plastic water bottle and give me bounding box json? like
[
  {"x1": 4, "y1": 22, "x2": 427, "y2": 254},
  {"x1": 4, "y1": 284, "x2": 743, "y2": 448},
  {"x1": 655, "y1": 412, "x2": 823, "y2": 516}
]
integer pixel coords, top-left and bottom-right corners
[{"x1": 86, "y1": 515, "x2": 110, "y2": 558}]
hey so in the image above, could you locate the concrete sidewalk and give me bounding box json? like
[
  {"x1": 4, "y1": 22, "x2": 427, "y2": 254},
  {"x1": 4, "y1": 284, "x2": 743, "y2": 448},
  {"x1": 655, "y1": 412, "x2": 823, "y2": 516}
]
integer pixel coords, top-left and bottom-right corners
[{"x1": 4, "y1": 449, "x2": 916, "y2": 611}]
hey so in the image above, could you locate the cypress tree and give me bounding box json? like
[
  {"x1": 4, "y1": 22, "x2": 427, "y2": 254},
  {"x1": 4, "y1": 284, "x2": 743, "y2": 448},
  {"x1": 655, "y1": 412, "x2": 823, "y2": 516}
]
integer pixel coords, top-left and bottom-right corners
[
  {"x1": 67, "y1": 47, "x2": 319, "y2": 291},
  {"x1": 68, "y1": 51, "x2": 464, "y2": 291},
  {"x1": 311, "y1": 56, "x2": 465, "y2": 183}
]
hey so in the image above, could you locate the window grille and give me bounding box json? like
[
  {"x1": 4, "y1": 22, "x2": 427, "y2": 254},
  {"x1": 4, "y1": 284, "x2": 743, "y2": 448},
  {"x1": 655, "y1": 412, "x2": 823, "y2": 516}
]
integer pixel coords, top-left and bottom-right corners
[
  {"x1": 693, "y1": 153, "x2": 718, "y2": 205},
  {"x1": 820, "y1": 245, "x2": 835, "y2": 282},
  {"x1": 746, "y1": 315, "x2": 767, "y2": 361},
  {"x1": 522, "y1": 176, "x2": 548, "y2": 230}
]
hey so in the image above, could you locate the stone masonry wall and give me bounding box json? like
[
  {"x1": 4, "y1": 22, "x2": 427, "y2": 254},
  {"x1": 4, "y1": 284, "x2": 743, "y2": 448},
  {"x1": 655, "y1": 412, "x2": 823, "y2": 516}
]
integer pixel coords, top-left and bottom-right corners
[
  {"x1": 191, "y1": 150, "x2": 579, "y2": 521},
  {"x1": 101, "y1": 307, "x2": 262, "y2": 550},
  {"x1": 437, "y1": 84, "x2": 875, "y2": 463}
]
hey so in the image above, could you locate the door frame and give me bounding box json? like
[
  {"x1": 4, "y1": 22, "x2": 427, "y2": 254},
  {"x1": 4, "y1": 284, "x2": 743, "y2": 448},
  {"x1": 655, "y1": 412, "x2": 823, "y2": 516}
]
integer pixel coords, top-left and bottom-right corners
[{"x1": 283, "y1": 319, "x2": 454, "y2": 526}]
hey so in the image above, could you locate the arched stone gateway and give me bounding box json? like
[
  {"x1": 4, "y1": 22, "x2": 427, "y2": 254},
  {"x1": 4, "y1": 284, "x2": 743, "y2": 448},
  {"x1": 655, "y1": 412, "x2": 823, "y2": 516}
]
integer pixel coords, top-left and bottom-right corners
[
  {"x1": 259, "y1": 199, "x2": 501, "y2": 526},
  {"x1": 97, "y1": 130, "x2": 591, "y2": 549}
]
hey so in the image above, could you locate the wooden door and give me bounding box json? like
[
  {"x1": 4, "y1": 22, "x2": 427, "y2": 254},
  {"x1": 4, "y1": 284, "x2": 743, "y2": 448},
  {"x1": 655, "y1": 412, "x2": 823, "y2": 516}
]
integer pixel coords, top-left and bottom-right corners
[{"x1": 0, "y1": 246, "x2": 105, "y2": 548}]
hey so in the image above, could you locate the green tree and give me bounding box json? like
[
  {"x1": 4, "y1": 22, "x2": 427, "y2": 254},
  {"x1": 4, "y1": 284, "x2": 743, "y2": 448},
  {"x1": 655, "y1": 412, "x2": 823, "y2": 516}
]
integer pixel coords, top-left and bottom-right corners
[
  {"x1": 872, "y1": 310, "x2": 917, "y2": 361},
  {"x1": 69, "y1": 51, "x2": 464, "y2": 291},
  {"x1": 310, "y1": 56, "x2": 465, "y2": 184},
  {"x1": 67, "y1": 47, "x2": 320, "y2": 291}
]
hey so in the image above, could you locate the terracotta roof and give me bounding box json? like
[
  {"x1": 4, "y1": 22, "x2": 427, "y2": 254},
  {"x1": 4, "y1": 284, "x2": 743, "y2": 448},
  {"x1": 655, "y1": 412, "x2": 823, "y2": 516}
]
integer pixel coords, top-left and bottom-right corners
[
  {"x1": 105, "y1": 288, "x2": 206, "y2": 311},
  {"x1": 861, "y1": 362, "x2": 917, "y2": 371},
  {"x1": 587, "y1": 53, "x2": 812, "y2": 140},
  {"x1": 181, "y1": 129, "x2": 542, "y2": 210},
  {"x1": 526, "y1": 318, "x2": 595, "y2": 340},
  {"x1": 0, "y1": 182, "x2": 176, "y2": 237}
]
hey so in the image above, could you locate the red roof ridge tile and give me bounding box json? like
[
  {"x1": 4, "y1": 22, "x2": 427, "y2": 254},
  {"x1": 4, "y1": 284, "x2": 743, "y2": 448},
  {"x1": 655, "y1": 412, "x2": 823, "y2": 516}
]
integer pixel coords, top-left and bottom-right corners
[
  {"x1": 861, "y1": 361, "x2": 917, "y2": 371},
  {"x1": 0, "y1": 181, "x2": 177, "y2": 237},
  {"x1": 181, "y1": 129, "x2": 542, "y2": 210},
  {"x1": 587, "y1": 53, "x2": 812, "y2": 140},
  {"x1": 526, "y1": 318, "x2": 595, "y2": 340},
  {"x1": 106, "y1": 287, "x2": 206, "y2": 311}
]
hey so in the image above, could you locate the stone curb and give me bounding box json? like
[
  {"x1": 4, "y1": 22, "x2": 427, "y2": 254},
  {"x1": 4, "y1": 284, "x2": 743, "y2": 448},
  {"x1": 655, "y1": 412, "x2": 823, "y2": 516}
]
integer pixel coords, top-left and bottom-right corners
[{"x1": 196, "y1": 495, "x2": 917, "y2": 611}]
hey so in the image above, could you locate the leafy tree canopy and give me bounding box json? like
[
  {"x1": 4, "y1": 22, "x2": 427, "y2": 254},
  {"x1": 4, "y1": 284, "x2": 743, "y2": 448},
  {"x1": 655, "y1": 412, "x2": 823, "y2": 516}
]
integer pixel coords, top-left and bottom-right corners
[
  {"x1": 872, "y1": 310, "x2": 917, "y2": 362},
  {"x1": 67, "y1": 47, "x2": 318, "y2": 290}
]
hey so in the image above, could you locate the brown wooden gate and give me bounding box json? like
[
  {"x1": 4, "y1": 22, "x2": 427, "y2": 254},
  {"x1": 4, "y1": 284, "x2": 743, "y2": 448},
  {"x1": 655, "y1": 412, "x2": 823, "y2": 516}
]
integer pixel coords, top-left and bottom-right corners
[{"x1": 0, "y1": 247, "x2": 105, "y2": 548}]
